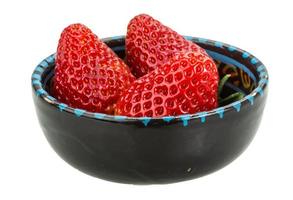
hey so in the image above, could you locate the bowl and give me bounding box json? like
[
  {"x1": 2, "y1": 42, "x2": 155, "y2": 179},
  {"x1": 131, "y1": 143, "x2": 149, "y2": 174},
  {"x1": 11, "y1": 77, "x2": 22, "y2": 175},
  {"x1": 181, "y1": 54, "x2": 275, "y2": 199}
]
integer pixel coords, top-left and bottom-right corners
[{"x1": 31, "y1": 36, "x2": 268, "y2": 184}]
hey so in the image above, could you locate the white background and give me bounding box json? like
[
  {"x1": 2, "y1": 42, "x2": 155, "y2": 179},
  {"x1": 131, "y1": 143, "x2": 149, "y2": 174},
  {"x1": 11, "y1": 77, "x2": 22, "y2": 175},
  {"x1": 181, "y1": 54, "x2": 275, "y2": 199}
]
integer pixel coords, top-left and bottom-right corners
[{"x1": 0, "y1": 0, "x2": 292, "y2": 199}]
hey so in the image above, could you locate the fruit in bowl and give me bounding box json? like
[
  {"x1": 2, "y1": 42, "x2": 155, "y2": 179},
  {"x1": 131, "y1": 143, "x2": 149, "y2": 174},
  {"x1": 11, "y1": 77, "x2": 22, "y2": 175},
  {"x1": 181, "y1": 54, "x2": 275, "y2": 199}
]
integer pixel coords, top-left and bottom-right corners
[
  {"x1": 115, "y1": 50, "x2": 219, "y2": 117},
  {"x1": 52, "y1": 24, "x2": 135, "y2": 114},
  {"x1": 125, "y1": 14, "x2": 208, "y2": 77},
  {"x1": 31, "y1": 14, "x2": 268, "y2": 184}
]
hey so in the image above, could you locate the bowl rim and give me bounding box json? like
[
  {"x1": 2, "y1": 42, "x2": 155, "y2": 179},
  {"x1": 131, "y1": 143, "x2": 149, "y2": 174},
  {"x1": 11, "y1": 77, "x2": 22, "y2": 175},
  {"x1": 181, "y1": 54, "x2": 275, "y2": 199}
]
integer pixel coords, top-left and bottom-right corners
[{"x1": 31, "y1": 35, "x2": 269, "y2": 126}]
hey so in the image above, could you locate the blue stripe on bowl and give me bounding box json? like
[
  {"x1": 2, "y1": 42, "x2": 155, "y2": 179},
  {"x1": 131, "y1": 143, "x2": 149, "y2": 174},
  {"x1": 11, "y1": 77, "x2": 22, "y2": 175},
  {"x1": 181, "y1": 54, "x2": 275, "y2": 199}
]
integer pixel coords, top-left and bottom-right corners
[
  {"x1": 215, "y1": 41, "x2": 223, "y2": 48},
  {"x1": 197, "y1": 38, "x2": 208, "y2": 43},
  {"x1": 251, "y1": 58, "x2": 258, "y2": 65},
  {"x1": 114, "y1": 115, "x2": 127, "y2": 121},
  {"x1": 110, "y1": 35, "x2": 124, "y2": 40},
  {"x1": 206, "y1": 50, "x2": 257, "y2": 82},
  {"x1": 35, "y1": 66, "x2": 44, "y2": 73},
  {"x1": 257, "y1": 65, "x2": 265, "y2": 72},
  {"x1": 259, "y1": 71, "x2": 267, "y2": 78},
  {"x1": 32, "y1": 80, "x2": 41, "y2": 86},
  {"x1": 242, "y1": 52, "x2": 250, "y2": 59},
  {"x1": 246, "y1": 95, "x2": 254, "y2": 105},
  {"x1": 102, "y1": 35, "x2": 124, "y2": 42},
  {"x1": 184, "y1": 36, "x2": 193, "y2": 41},
  {"x1": 39, "y1": 60, "x2": 49, "y2": 68},
  {"x1": 139, "y1": 117, "x2": 151, "y2": 126},
  {"x1": 94, "y1": 113, "x2": 106, "y2": 119},
  {"x1": 58, "y1": 103, "x2": 68, "y2": 111},
  {"x1": 232, "y1": 102, "x2": 241, "y2": 112},
  {"x1": 74, "y1": 109, "x2": 86, "y2": 117},
  {"x1": 215, "y1": 108, "x2": 224, "y2": 118},
  {"x1": 180, "y1": 115, "x2": 191, "y2": 126},
  {"x1": 255, "y1": 87, "x2": 264, "y2": 96},
  {"x1": 46, "y1": 96, "x2": 56, "y2": 101},
  {"x1": 259, "y1": 79, "x2": 268, "y2": 85},
  {"x1": 32, "y1": 74, "x2": 41, "y2": 80},
  {"x1": 197, "y1": 112, "x2": 208, "y2": 123},
  {"x1": 162, "y1": 116, "x2": 174, "y2": 123},
  {"x1": 45, "y1": 55, "x2": 55, "y2": 63},
  {"x1": 36, "y1": 89, "x2": 47, "y2": 96},
  {"x1": 228, "y1": 46, "x2": 236, "y2": 52}
]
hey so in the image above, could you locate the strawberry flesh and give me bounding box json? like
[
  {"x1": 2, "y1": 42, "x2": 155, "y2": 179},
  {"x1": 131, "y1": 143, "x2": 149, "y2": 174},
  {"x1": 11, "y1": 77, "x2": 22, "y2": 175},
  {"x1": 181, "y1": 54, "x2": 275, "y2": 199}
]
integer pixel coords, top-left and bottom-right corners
[
  {"x1": 115, "y1": 51, "x2": 219, "y2": 117},
  {"x1": 52, "y1": 24, "x2": 135, "y2": 114},
  {"x1": 126, "y1": 14, "x2": 208, "y2": 78}
]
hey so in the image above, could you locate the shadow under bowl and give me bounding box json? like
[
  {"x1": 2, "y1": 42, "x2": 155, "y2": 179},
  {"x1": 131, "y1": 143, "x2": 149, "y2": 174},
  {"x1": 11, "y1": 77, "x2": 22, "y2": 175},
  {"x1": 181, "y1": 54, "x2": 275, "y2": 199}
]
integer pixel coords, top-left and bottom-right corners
[{"x1": 31, "y1": 36, "x2": 268, "y2": 184}]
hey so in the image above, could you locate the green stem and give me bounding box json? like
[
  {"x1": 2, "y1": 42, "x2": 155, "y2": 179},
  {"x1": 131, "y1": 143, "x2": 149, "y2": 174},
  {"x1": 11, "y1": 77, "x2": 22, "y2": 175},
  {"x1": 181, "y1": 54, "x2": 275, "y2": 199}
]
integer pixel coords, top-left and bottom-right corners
[
  {"x1": 219, "y1": 92, "x2": 244, "y2": 106},
  {"x1": 218, "y1": 74, "x2": 231, "y2": 98}
]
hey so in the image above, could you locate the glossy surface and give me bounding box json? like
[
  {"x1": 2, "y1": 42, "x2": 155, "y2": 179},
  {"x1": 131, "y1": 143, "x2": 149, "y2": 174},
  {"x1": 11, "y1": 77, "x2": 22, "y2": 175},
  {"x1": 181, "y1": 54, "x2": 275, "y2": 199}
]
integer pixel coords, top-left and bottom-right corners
[
  {"x1": 115, "y1": 51, "x2": 219, "y2": 117},
  {"x1": 126, "y1": 14, "x2": 207, "y2": 77},
  {"x1": 32, "y1": 36, "x2": 268, "y2": 184},
  {"x1": 52, "y1": 24, "x2": 135, "y2": 114}
]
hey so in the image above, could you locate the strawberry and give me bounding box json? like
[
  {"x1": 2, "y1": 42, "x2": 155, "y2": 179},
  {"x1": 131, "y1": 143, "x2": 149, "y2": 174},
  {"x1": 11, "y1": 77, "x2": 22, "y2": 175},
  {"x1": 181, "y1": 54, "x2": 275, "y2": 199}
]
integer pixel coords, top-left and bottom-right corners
[
  {"x1": 52, "y1": 23, "x2": 135, "y2": 114},
  {"x1": 115, "y1": 51, "x2": 219, "y2": 117},
  {"x1": 126, "y1": 14, "x2": 208, "y2": 77}
]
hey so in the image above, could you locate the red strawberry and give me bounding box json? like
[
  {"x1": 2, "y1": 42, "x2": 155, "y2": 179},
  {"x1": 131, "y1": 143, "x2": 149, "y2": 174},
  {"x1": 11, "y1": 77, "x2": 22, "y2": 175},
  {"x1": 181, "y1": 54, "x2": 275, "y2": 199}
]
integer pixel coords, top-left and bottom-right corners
[
  {"x1": 126, "y1": 14, "x2": 208, "y2": 78},
  {"x1": 115, "y1": 51, "x2": 219, "y2": 117},
  {"x1": 52, "y1": 23, "x2": 135, "y2": 114}
]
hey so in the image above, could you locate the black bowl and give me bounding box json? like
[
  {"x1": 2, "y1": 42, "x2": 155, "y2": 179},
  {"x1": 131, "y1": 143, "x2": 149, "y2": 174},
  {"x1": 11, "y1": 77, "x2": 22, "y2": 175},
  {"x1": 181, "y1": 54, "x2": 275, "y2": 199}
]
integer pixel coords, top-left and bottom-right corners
[{"x1": 32, "y1": 36, "x2": 268, "y2": 184}]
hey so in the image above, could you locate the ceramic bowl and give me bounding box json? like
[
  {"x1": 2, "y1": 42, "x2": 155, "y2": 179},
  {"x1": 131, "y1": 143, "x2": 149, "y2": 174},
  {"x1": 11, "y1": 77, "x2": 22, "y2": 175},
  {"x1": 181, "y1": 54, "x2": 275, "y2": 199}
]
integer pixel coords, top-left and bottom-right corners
[{"x1": 31, "y1": 36, "x2": 268, "y2": 184}]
